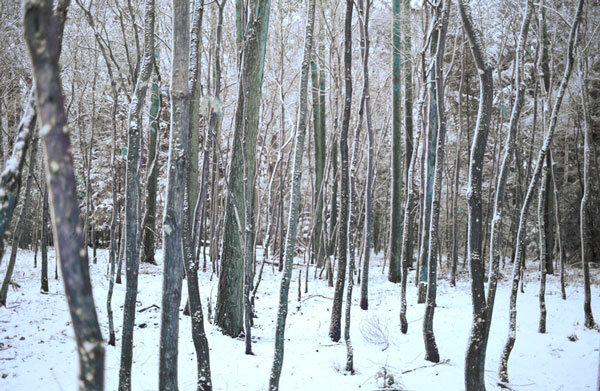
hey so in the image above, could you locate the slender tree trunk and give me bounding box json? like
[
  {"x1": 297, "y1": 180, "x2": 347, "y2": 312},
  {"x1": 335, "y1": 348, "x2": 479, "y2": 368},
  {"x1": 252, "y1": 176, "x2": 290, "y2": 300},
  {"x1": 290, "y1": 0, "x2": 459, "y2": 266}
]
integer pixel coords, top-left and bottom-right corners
[
  {"x1": 423, "y1": 0, "x2": 448, "y2": 364},
  {"x1": 24, "y1": 1, "x2": 105, "y2": 389},
  {"x1": 119, "y1": 1, "x2": 155, "y2": 388},
  {"x1": 457, "y1": 0, "x2": 495, "y2": 388},
  {"x1": 41, "y1": 186, "x2": 49, "y2": 293},
  {"x1": 579, "y1": 52, "x2": 596, "y2": 330},
  {"x1": 550, "y1": 151, "x2": 567, "y2": 300},
  {"x1": 498, "y1": 0, "x2": 584, "y2": 381},
  {"x1": 0, "y1": 137, "x2": 38, "y2": 306},
  {"x1": 268, "y1": 0, "x2": 315, "y2": 386},
  {"x1": 358, "y1": 0, "x2": 374, "y2": 311},
  {"x1": 329, "y1": 0, "x2": 353, "y2": 344},
  {"x1": 388, "y1": 0, "x2": 402, "y2": 284},
  {"x1": 417, "y1": 6, "x2": 442, "y2": 302},
  {"x1": 341, "y1": 0, "x2": 355, "y2": 372},
  {"x1": 157, "y1": 0, "x2": 188, "y2": 389},
  {"x1": 0, "y1": 89, "x2": 36, "y2": 265},
  {"x1": 141, "y1": 71, "x2": 161, "y2": 265},
  {"x1": 538, "y1": 152, "x2": 551, "y2": 333},
  {"x1": 311, "y1": 16, "x2": 325, "y2": 269}
]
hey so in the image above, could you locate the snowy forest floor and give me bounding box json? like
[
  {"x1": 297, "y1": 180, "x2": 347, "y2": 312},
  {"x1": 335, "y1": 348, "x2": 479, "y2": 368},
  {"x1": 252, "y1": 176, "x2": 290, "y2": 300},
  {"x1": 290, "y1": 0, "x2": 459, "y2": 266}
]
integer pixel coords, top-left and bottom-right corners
[{"x1": 0, "y1": 248, "x2": 598, "y2": 390}]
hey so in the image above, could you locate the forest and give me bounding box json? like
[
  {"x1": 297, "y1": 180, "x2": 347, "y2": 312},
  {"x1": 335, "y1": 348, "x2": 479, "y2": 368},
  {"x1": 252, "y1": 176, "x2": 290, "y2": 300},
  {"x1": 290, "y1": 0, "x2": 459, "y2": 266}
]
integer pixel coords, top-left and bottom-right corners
[{"x1": 0, "y1": 0, "x2": 599, "y2": 389}]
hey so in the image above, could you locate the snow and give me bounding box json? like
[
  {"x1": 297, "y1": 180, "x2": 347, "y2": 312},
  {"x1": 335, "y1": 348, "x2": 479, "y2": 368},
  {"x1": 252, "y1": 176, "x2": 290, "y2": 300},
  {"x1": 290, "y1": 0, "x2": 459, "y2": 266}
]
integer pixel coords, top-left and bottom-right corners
[{"x1": 0, "y1": 249, "x2": 598, "y2": 390}]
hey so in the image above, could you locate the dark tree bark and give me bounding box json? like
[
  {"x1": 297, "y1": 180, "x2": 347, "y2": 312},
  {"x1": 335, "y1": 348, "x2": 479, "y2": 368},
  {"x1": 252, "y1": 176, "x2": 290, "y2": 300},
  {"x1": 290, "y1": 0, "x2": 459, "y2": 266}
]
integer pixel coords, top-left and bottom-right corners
[
  {"x1": 457, "y1": 0, "x2": 495, "y2": 388},
  {"x1": 329, "y1": 0, "x2": 353, "y2": 344},
  {"x1": 388, "y1": 0, "x2": 402, "y2": 284},
  {"x1": 24, "y1": 1, "x2": 105, "y2": 389},
  {"x1": 398, "y1": 0, "x2": 415, "y2": 331},
  {"x1": 119, "y1": 1, "x2": 155, "y2": 388},
  {"x1": 158, "y1": 0, "x2": 188, "y2": 389},
  {"x1": 358, "y1": 0, "x2": 374, "y2": 310},
  {"x1": 141, "y1": 70, "x2": 161, "y2": 265},
  {"x1": 216, "y1": 0, "x2": 271, "y2": 337},
  {"x1": 311, "y1": 15, "x2": 326, "y2": 269},
  {"x1": 342, "y1": 0, "x2": 355, "y2": 372},
  {"x1": 423, "y1": 0, "x2": 449, "y2": 364},
  {"x1": 41, "y1": 185, "x2": 49, "y2": 293},
  {"x1": 579, "y1": 51, "x2": 596, "y2": 330}
]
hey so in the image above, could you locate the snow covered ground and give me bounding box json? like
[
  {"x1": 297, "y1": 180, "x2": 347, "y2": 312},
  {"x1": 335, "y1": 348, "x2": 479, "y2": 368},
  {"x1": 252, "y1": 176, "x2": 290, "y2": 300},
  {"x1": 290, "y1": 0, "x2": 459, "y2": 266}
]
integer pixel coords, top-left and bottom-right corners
[{"x1": 0, "y1": 248, "x2": 598, "y2": 390}]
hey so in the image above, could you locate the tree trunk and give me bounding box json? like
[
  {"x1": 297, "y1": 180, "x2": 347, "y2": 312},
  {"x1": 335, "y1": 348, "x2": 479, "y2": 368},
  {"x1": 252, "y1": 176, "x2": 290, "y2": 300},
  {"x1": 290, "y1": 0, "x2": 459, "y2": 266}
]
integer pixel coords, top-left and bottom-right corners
[
  {"x1": 41, "y1": 186, "x2": 49, "y2": 293},
  {"x1": 498, "y1": 0, "x2": 584, "y2": 381},
  {"x1": 457, "y1": 0, "x2": 495, "y2": 388},
  {"x1": 549, "y1": 151, "x2": 567, "y2": 300},
  {"x1": 423, "y1": 0, "x2": 448, "y2": 364},
  {"x1": 0, "y1": 89, "x2": 36, "y2": 265},
  {"x1": 311, "y1": 17, "x2": 326, "y2": 269},
  {"x1": 24, "y1": 1, "x2": 105, "y2": 389},
  {"x1": 141, "y1": 71, "x2": 161, "y2": 264},
  {"x1": 579, "y1": 52, "x2": 596, "y2": 330},
  {"x1": 158, "y1": 0, "x2": 187, "y2": 389},
  {"x1": 388, "y1": 0, "x2": 402, "y2": 284},
  {"x1": 268, "y1": 0, "x2": 315, "y2": 387},
  {"x1": 538, "y1": 152, "x2": 551, "y2": 333},
  {"x1": 119, "y1": 1, "x2": 155, "y2": 388},
  {"x1": 358, "y1": 0, "x2": 374, "y2": 311},
  {"x1": 216, "y1": 0, "x2": 271, "y2": 337},
  {"x1": 0, "y1": 137, "x2": 38, "y2": 306},
  {"x1": 329, "y1": 0, "x2": 353, "y2": 344}
]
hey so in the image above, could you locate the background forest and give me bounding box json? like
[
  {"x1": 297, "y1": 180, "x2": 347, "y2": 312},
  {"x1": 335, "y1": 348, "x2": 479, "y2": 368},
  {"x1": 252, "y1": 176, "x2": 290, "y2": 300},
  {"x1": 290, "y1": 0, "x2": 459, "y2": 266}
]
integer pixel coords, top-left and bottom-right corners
[{"x1": 0, "y1": 0, "x2": 599, "y2": 390}]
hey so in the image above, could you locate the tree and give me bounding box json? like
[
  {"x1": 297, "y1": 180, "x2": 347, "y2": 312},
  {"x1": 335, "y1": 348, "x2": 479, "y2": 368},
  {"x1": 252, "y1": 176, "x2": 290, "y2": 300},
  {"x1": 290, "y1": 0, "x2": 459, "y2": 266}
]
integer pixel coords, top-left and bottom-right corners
[
  {"x1": 140, "y1": 69, "x2": 161, "y2": 265},
  {"x1": 268, "y1": 0, "x2": 315, "y2": 387},
  {"x1": 0, "y1": 89, "x2": 36, "y2": 264},
  {"x1": 498, "y1": 0, "x2": 585, "y2": 381},
  {"x1": 579, "y1": 49, "x2": 596, "y2": 330},
  {"x1": 456, "y1": 0, "x2": 494, "y2": 388},
  {"x1": 358, "y1": 0, "x2": 374, "y2": 310},
  {"x1": 119, "y1": 0, "x2": 155, "y2": 388},
  {"x1": 0, "y1": 136, "x2": 38, "y2": 306},
  {"x1": 24, "y1": 0, "x2": 105, "y2": 389},
  {"x1": 388, "y1": 0, "x2": 402, "y2": 284},
  {"x1": 180, "y1": 2, "x2": 212, "y2": 389},
  {"x1": 159, "y1": 0, "x2": 188, "y2": 388},
  {"x1": 329, "y1": 0, "x2": 353, "y2": 344},
  {"x1": 423, "y1": 0, "x2": 449, "y2": 364},
  {"x1": 216, "y1": 0, "x2": 271, "y2": 337}
]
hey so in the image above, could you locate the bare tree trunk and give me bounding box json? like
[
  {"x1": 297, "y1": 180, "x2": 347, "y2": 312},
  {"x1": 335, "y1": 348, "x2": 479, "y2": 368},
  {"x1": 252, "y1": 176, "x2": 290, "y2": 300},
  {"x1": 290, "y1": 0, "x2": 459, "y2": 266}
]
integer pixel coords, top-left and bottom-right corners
[
  {"x1": 0, "y1": 137, "x2": 38, "y2": 306},
  {"x1": 549, "y1": 151, "x2": 567, "y2": 300},
  {"x1": 457, "y1": 0, "x2": 495, "y2": 388},
  {"x1": 329, "y1": 0, "x2": 353, "y2": 345},
  {"x1": 538, "y1": 152, "x2": 551, "y2": 333},
  {"x1": 423, "y1": 0, "x2": 448, "y2": 364},
  {"x1": 119, "y1": 1, "x2": 155, "y2": 388},
  {"x1": 158, "y1": 0, "x2": 187, "y2": 389},
  {"x1": 215, "y1": 0, "x2": 271, "y2": 337},
  {"x1": 41, "y1": 185, "x2": 49, "y2": 293},
  {"x1": 141, "y1": 70, "x2": 161, "y2": 265},
  {"x1": 0, "y1": 89, "x2": 36, "y2": 264},
  {"x1": 358, "y1": 0, "x2": 374, "y2": 311},
  {"x1": 24, "y1": 1, "x2": 105, "y2": 389},
  {"x1": 268, "y1": 0, "x2": 315, "y2": 386},
  {"x1": 498, "y1": 0, "x2": 584, "y2": 381},
  {"x1": 579, "y1": 52, "x2": 596, "y2": 329},
  {"x1": 388, "y1": 0, "x2": 402, "y2": 284}
]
